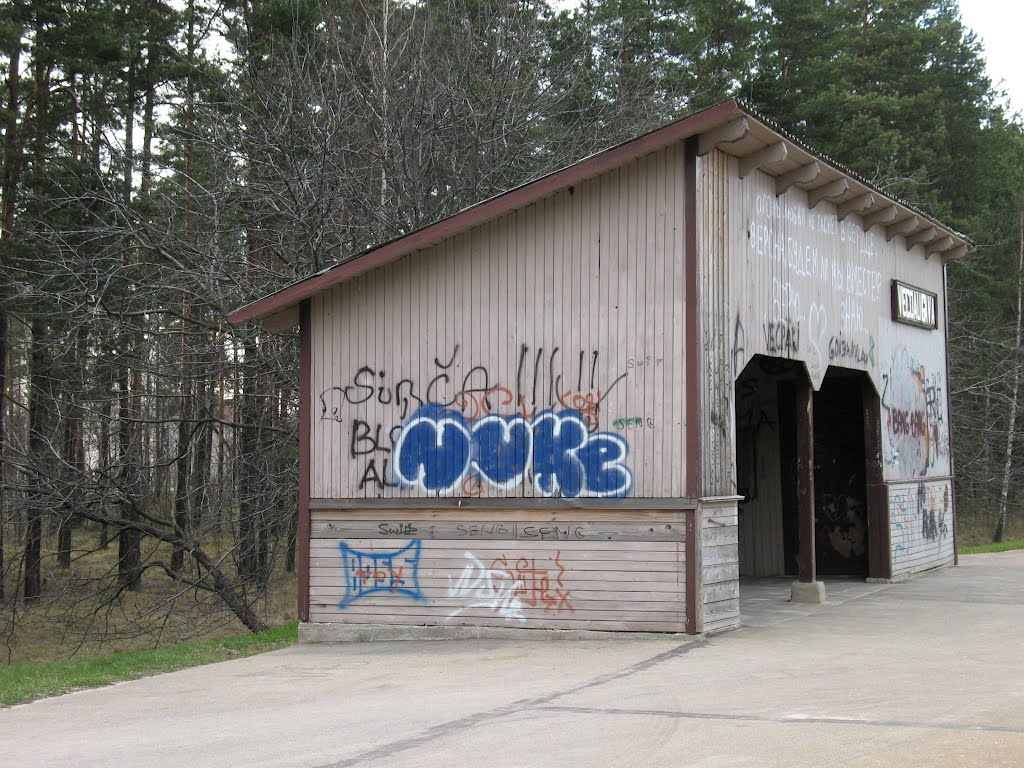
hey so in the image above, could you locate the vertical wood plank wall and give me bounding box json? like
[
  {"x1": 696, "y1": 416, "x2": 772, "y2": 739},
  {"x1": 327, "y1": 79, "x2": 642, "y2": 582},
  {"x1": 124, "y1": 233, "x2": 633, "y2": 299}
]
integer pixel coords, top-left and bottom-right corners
[
  {"x1": 700, "y1": 150, "x2": 956, "y2": 578},
  {"x1": 733, "y1": 369, "x2": 785, "y2": 576},
  {"x1": 697, "y1": 149, "x2": 735, "y2": 498},
  {"x1": 310, "y1": 146, "x2": 688, "y2": 502},
  {"x1": 305, "y1": 146, "x2": 695, "y2": 633}
]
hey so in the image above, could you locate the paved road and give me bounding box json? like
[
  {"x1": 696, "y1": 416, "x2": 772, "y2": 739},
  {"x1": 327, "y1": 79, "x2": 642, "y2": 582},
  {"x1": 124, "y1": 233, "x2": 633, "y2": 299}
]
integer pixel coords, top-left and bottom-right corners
[{"x1": 4, "y1": 552, "x2": 1023, "y2": 767}]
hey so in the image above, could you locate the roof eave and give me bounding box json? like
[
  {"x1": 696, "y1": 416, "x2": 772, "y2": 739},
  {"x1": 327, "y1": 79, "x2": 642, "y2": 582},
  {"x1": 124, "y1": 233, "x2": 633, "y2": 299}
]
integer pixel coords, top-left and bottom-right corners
[
  {"x1": 227, "y1": 99, "x2": 744, "y2": 325},
  {"x1": 229, "y1": 97, "x2": 974, "y2": 326}
]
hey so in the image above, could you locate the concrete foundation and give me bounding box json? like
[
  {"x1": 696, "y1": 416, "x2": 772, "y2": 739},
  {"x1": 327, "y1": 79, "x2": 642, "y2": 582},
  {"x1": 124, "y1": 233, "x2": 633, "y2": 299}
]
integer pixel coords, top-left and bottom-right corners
[{"x1": 790, "y1": 580, "x2": 827, "y2": 604}]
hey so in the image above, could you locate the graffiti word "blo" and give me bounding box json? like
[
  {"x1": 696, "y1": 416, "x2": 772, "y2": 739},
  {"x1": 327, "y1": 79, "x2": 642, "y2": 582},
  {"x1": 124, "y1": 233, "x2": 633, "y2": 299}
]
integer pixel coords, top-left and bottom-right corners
[{"x1": 393, "y1": 405, "x2": 633, "y2": 498}]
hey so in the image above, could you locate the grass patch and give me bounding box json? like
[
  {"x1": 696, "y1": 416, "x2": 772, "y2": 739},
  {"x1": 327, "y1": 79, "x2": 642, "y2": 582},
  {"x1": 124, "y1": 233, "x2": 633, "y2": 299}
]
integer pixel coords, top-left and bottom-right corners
[
  {"x1": 0, "y1": 621, "x2": 297, "y2": 708},
  {"x1": 959, "y1": 538, "x2": 1024, "y2": 555}
]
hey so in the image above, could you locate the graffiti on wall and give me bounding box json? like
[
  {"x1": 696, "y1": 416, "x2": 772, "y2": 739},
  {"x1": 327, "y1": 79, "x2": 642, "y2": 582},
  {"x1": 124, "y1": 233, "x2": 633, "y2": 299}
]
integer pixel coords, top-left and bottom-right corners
[
  {"x1": 746, "y1": 191, "x2": 885, "y2": 381},
  {"x1": 335, "y1": 540, "x2": 577, "y2": 621},
  {"x1": 882, "y1": 346, "x2": 948, "y2": 477},
  {"x1": 827, "y1": 334, "x2": 876, "y2": 367},
  {"x1": 393, "y1": 405, "x2": 633, "y2": 497},
  {"x1": 892, "y1": 482, "x2": 950, "y2": 557},
  {"x1": 612, "y1": 416, "x2": 654, "y2": 429},
  {"x1": 446, "y1": 550, "x2": 574, "y2": 621},
  {"x1": 338, "y1": 540, "x2": 426, "y2": 609},
  {"x1": 319, "y1": 344, "x2": 630, "y2": 494}
]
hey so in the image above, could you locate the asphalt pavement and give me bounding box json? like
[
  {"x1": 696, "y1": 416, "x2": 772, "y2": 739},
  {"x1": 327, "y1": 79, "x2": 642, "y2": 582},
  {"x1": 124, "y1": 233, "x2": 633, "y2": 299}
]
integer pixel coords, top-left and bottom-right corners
[{"x1": 3, "y1": 550, "x2": 1022, "y2": 768}]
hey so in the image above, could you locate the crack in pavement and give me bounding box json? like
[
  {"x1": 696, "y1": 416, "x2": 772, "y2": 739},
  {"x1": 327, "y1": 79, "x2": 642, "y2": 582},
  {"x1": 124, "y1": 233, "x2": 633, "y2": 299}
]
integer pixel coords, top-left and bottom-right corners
[
  {"x1": 536, "y1": 704, "x2": 1024, "y2": 734},
  {"x1": 314, "y1": 640, "x2": 708, "y2": 768}
]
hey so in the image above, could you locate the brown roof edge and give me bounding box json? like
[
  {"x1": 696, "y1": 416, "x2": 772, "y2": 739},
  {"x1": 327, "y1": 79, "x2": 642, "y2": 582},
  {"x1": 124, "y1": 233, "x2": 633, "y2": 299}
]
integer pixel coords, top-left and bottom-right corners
[{"x1": 227, "y1": 99, "x2": 743, "y2": 324}]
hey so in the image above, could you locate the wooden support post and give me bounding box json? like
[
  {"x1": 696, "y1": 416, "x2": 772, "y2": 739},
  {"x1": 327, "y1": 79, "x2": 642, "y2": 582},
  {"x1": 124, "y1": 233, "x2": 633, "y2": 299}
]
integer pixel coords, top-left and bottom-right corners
[
  {"x1": 684, "y1": 506, "x2": 703, "y2": 635},
  {"x1": 795, "y1": 376, "x2": 816, "y2": 584},
  {"x1": 863, "y1": 377, "x2": 892, "y2": 580},
  {"x1": 298, "y1": 300, "x2": 311, "y2": 622}
]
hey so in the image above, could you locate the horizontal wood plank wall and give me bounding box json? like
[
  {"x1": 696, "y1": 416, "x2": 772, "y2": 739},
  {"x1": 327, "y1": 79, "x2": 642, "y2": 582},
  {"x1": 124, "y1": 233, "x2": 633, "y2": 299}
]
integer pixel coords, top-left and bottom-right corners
[
  {"x1": 310, "y1": 145, "x2": 687, "y2": 502},
  {"x1": 309, "y1": 509, "x2": 686, "y2": 632},
  {"x1": 889, "y1": 479, "x2": 954, "y2": 577},
  {"x1": 701, "y1": 499, "x2": 741, "y2": 632}
]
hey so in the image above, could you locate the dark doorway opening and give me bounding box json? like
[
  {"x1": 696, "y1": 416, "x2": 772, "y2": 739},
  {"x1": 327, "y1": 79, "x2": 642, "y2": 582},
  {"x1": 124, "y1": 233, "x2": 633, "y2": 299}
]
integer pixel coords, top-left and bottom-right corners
[
  {"x1": 811, "y1": 370, "x2": 869, "y2": 576},
  {"x1": 735, "y1": 356, "x2": 802, "y2": 577},
  {"x1": 736, "y1": 358, "x2": 885, "y2": 580}
]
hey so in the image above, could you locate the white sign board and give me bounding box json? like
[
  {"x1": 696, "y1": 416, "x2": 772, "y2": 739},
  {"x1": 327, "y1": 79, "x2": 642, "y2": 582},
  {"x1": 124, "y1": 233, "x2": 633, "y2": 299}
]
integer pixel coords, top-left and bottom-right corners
[{"x1": 892, "y1": 280, "x2": 938, "y2": 330}]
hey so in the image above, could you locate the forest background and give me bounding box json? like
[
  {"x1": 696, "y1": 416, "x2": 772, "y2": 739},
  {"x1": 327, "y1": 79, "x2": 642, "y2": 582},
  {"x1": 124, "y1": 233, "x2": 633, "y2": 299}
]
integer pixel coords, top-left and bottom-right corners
[{"x1": 1, "y1": 0, "x2": 1022, "y2": 664}]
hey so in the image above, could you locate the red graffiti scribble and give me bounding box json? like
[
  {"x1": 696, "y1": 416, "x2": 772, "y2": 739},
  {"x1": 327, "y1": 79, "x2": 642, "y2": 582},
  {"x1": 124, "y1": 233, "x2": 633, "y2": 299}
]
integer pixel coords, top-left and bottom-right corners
[
  {"x1": 353, "y1": 566, "x2": 406, "y2": 592},
  {"x1": 450, "y1": 386, "x2": 604, "y2": 430},
  {"x1": 452, "y1": 386, "x2": 516, "y2": 421},
  {"x1": 461, "y1": 474, "x2": 483, "y2": 497},
  {"x1": 488, "y1": 551, "x2": 574, "y2": 613},
  {"x1": 558, "y1": 389, "x2": 603, "y2": 429}
]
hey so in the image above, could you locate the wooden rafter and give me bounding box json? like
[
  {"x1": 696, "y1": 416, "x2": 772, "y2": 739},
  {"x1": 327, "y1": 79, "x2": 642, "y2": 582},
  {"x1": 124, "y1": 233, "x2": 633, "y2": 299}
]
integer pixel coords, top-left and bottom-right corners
[
  {"x1": 806, "y1": 178, "x2": 848, "y2": 208},
  {"x1": 775, "y1": 162, "x2": 821, "y2": 196},
  {"x1": 862, "y1": 206, "x2": 898, "y2": 232},
  {"x1": 886, "y1": 216, "x2": 919, "y2": 242},
  {"x1": 697, "y1": 118, "x2": 749, "y2": 156},
  {"x1": 837, "y1": 193, "x2": 874, "y2": 221},
  {"x1": 738, "y1": 142, "x2": 788, "y2": 178}
]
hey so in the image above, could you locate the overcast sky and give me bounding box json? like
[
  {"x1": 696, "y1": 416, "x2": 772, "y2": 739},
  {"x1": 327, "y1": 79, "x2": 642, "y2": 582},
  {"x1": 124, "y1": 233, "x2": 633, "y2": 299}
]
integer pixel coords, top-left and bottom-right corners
[{"x1": 955, "y1": 0, "x2": 1023, "y2": 116}]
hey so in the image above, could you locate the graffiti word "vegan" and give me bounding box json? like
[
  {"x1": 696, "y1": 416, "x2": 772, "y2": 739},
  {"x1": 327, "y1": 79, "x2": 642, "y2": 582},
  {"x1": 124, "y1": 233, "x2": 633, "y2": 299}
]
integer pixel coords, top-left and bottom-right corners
[{"x1": 393, "y1": 405, "x2": 633, "y2": 497}]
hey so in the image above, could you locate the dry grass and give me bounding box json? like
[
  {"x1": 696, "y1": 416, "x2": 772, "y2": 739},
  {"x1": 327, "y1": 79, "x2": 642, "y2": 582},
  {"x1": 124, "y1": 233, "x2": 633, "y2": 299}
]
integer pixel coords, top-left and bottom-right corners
[{"x1": 1, "y1": 523, "x2": 297, "y2": 665}]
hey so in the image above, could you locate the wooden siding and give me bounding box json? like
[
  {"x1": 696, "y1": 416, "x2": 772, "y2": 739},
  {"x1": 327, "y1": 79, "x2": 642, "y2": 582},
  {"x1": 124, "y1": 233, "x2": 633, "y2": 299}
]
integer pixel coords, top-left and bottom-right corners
[
  {"x1": 703, "y1": 150, "x2": 952, "y2": 486},
  {"x1": 889, "y1": 479, "x2": 954, "y2": 577},
  {"x1": 310, "y1": 146, "x2": 688, "y2": 501},
  {"x1": 735, "y1": 368, "x2": 785, "y2": 576},
  {"x1": 697, "y1": 148, "x2": 735, "y2": 497},
  {"x1": 308, "y1": 509, "x2": 686, "y2": 632},
  {"x1": 700, "y1": 149, "x2": 955, "y2": 581},
  {"x1": 700, "y1": 498, "x2": 741, "y2": 632}
]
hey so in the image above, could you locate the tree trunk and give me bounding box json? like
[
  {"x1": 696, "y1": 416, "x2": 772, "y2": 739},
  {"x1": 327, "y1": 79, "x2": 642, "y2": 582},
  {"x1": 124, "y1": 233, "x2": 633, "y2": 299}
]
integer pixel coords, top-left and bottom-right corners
[
  {"x1": 237, "y1": 335, "x2": 260, "y2": 582},
  {"x1": 172, "y1": 323, "x2": 192, "y2": 571},
  {"x1": 996, "y1": 207, "x2": 1024, "y2": 542},
  {"x1": 98, "y1": 396, "x2": 111, "y2": 548},
  {"x1": 0, "y1": 2, "x2": 26, "y2": 605},
  {"x1": 58, "y1": 326, "x2": 87, "y2": 569},
  {"x1": 117, "y1": 363, "x2": 142, "y2": 591},
  {"x1": 190, "y1": 348, "x2": 211, "y2": 532},
  {"x1": 25, "y1": 318, "x2": 50, "y2": 600},
  {"x1": 57, "y1": 410, "x2": 74, "y2": 569}
]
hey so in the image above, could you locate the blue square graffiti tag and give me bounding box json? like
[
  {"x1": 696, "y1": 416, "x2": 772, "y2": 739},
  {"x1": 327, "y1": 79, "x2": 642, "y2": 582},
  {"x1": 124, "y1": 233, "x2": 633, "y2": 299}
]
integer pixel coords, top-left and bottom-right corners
[{"x1": 338, "y1": 540, "x2": 426, "y2": 609}]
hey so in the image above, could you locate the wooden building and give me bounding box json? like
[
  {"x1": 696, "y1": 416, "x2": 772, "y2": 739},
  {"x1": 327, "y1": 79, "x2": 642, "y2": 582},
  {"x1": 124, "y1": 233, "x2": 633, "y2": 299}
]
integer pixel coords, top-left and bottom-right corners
[{"x1": 229, "y1": 100, "x2": 970, "y2": 637}]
